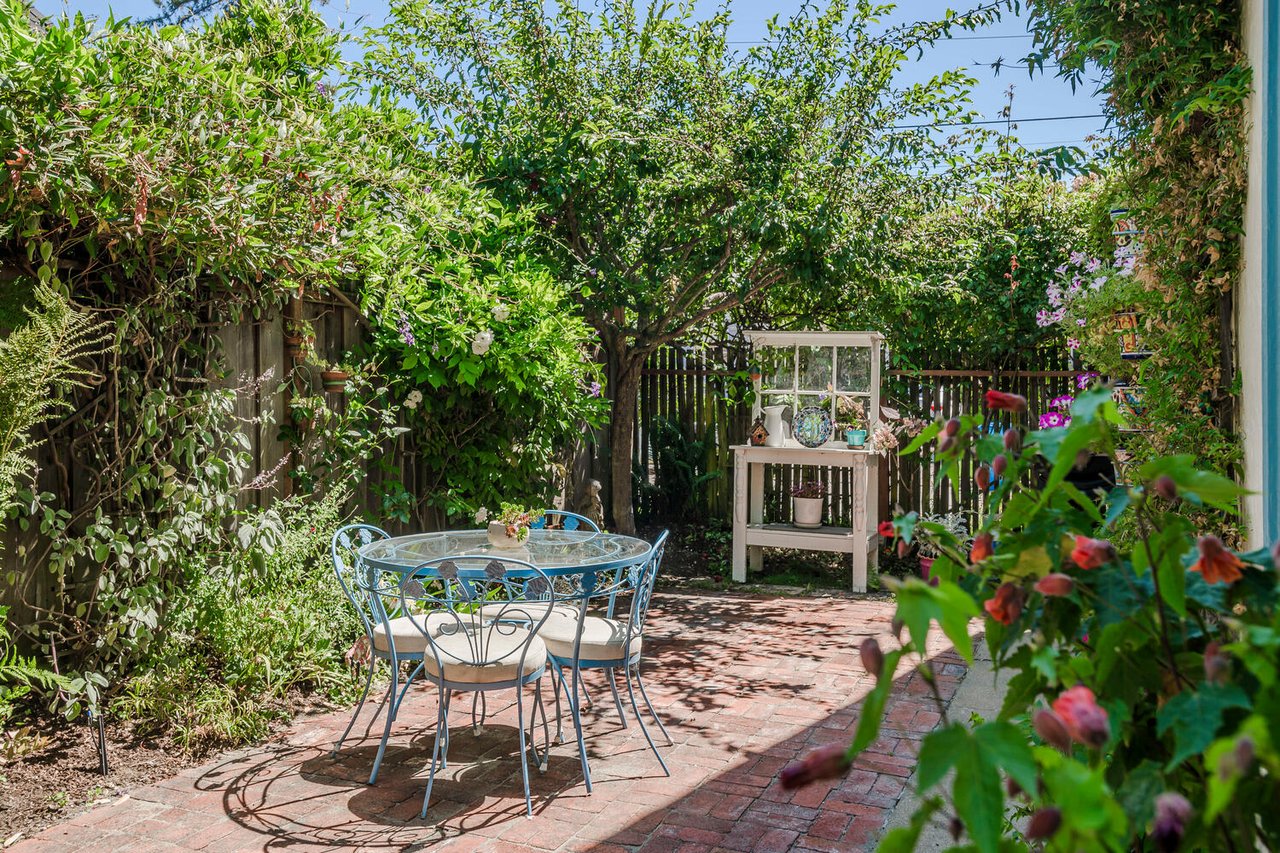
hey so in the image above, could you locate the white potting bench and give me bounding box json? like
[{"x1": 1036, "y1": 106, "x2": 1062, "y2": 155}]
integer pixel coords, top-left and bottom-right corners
[{"x1": 730, "y1": 331, "x2": 885, "y2": 592}]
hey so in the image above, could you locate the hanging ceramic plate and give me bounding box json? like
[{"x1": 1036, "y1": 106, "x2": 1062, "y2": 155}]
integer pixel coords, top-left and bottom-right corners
[{"x1": 792, "y1": 405, "x2": 834, "y2": 447}]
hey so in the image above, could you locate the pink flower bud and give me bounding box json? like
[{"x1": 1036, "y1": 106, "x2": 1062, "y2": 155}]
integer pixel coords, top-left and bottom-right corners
[
  {"x1": 945, "y1": 417, "x2": 961, "y2": 436},
  {"x1": 1033, "y1": 709, "x2": 1072, "y2": 752},
  {"x1": 1071, "y1": 536, "x2": 1115, "y2": 570},
  {"x1": 891, "y1": 617, "x2": 904, "y2": 641},
  {"x1": 938, "y1": 433, "x2": 955, "y2": 454},
  {"x1": 1003, "y1": 428, "x2": 1022, "y2": 453},
  {"x1": 1153, "y1": 475, "x2": 1178, "y2": 501},
  {"x1": 779, "y1": 743, "x2": 851, "y2": 789},
  {"x1": 992, "y1": 454, "x2": 1008, "y2": 477},
  {"x1": 985, "y1": 390, "x2": 1028, "y2": 412},
  {"x1": 974, "y1": 464, "x2": 991, "y2": 490},
  {"x1": 860, "y1": 638, "x2": 884, "y2": 677},
  {"x1": 1052, "y1": 685, "x2": 1110, "y2": 748},
  {"x1": 1153, "y1": 793, "x2": 1191, "y2": 852},
  {"x1": 1026, "y1": 807, "x2": 1062, "y2": 840},
  {"x1": 1035, "y1": 573, "x2": 1075, "y2": 597},
  {"x1": 948, "y1": 816, "x2": 964, "y2": 841},
  {"x1": 897, "y1": 538, "x2": 910, "y2": 559},
  {"x1": 983, "y1": 582, "x2": 1024, "y2": 625},
  {"x1": 1203, "y1": 641, "x2": 1230, "y2": 685}
]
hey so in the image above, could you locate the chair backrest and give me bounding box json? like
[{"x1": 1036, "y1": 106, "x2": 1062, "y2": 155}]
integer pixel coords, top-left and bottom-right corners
[
  {"x1": 331, "y1": 523, "x2": 391, "y2": 640},
  {"x1": 396, "y1": 556, "x2": 554, "y2": 681},
  {"x1": 529, "y1": 509, "x2": 600, "y2": 533},
  {"x1": 625, "y1": 530, "x2": 668, "y2": 642}
]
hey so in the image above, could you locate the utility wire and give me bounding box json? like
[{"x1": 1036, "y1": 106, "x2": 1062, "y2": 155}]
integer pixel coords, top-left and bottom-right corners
[{"x1": 892, "y1": 113, "x2": 1105, "y2": 129}]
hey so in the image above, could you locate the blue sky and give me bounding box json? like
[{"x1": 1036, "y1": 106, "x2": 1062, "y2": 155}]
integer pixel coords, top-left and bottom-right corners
[{"x1": 32, "y1": 0, "x2": 1109, "y2": 150}]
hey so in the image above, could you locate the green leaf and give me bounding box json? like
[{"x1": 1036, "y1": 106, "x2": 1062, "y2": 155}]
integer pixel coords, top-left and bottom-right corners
[
  {"x1": 895, "y1": 579, "x2": 979, "y2": 664},
  {"x1": 917, "y1": 724, "x2": 968, "y2": 791},
  {"x1": 876, "y1": 798, "x2": 942, "y2": 853},
  {"x1": 973, "y1": 721, "x2": 1039, "y2": 796},
  {"x1": 1156, "y1": 684, "x2": 1250, "y2": 769},
  {"x1": 851, "y1": 649, "x2": 905, "y2": 753}
]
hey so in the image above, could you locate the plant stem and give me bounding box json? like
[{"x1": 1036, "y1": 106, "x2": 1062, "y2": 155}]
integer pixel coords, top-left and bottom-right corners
[{"x1": 1133, "y1": 506, "x2": 1191, "y2": 690}]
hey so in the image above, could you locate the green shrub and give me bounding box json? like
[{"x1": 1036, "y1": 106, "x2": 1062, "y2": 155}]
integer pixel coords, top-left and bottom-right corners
[{"x1": 112, "y1": 493, "x2": 365, "y2": 753}]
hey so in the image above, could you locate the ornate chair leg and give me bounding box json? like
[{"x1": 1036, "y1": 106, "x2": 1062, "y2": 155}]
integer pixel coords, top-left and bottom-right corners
[
  {"x1": 420, "y1": 690, "x2": 448, "y2": 820},
  {"x1": 368, "y1": 656, "x2": 401, "y2": 784},
  {"x1": 624, "y1": 665, "x2": 669, "y2": 777},
  {"x1": 515, "y1": 686, "x2": 534, "y2": 818},
  {"x1": 606, "y1": 667, "x2": 628, "y2": 727},
  {"x1": 333, "y1": 657, "x2": 376, "y2": 757},
  {"x1": 570, "y1": 663, "x2": 593, "y2": 793},
  {"x1": 633, "y1": 664, "x2": 673, "y2": 746}
]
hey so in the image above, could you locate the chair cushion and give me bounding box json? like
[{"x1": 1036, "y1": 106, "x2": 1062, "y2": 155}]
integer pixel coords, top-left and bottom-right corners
[
  {"x1": 423, "y1": 625, "x2": 547, "y2": 685},
  {"x1": 371, "y1": 612, "x2": 452, "y2": 655},
  {"x1": 478, "y1": 599, "x2": 581, "y2": 625},
  {"x1": 537, "y1": 615, "x2": 642, "y2": 662}
]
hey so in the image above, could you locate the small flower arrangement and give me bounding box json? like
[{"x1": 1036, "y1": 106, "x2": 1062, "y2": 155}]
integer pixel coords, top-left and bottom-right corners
[
  {"x1": 495, "y1": 503, "x2": 544, "y2": 541},
  {"x1": 789, "y1": 481, "x2": 824, "y2": 500}
]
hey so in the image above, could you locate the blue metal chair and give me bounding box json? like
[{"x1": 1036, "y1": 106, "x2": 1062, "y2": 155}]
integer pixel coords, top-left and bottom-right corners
[
  {"x1": 330, "y1": 524, "x2": 440, "y2": 784},
  {"x1": 535, "y1": 531, "x2": 671, "y2": 792},
  {"x1": 385, "y1": 556, "x2": 554, "y2": 819},
  {"x1": 529, "y1": 509, "x2": 600, "y2": 532}
]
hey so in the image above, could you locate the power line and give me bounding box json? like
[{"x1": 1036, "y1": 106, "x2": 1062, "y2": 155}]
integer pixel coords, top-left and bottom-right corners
[{"x1": 892, "y1": 113, "x2": 1106, "y2": 129}]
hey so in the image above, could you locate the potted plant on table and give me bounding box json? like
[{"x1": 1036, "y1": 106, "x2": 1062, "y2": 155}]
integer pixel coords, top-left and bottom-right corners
[
  {"x1": 488, "y1": 504, "x2": 545, "y2": 549},
  {"x1": 790, "y1": 481, "x2": 825, "y2": 529},
  {"x1": 839, "y1": 395, "x2": 868, "y2": 448},
  {"x1": 915, "y1": 511, "x2": 968, "y2": 584}
]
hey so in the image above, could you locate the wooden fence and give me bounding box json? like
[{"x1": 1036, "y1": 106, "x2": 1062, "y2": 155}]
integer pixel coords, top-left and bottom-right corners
[{"x1": 618, "y1": 343, "x2": 1080, "y2": 530}]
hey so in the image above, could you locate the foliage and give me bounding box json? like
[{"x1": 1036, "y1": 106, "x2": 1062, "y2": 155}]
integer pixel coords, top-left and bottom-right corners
[
  {"x1": 0, "y1": 285, "x2": 109, "y2": 520},
  {"x1": 0, "y1": 605, "x2": 67, "y2": 729},
  {"x1": 823, "y1": 386, "x2": 1280, "y2": 851},
  {"x1": 111, "y1": 492, "x2": 363, "y2": 753},
  {"x1": 1024, "y1": 0, "x2": 1249, "y2": 517},
  {"x1": 639, "y1": 417, "x2": 721, "y2": 523},
  {"x1": 360, "y1": 0, "x2": 1018, "y2": 533}
]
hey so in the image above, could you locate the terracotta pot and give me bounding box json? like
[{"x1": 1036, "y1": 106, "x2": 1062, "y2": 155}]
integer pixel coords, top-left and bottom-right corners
[{"x1": 321, "y1": 370, "x2": 350, "y2": 393}]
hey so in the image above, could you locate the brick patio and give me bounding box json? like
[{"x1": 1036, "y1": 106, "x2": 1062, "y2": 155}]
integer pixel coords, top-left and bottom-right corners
[{"x1": 13, "y1": 592, "x2": 967, "y2": 853}]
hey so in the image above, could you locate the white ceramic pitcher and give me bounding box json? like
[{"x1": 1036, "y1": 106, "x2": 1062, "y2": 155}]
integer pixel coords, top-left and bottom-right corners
[{"x1": 762, "y1": 405, "x2": 789, "y2": 447}]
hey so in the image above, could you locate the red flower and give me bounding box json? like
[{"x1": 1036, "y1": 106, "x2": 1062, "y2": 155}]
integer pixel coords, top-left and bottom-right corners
[
  {"x1": 1026, "y1": 808, "x2": 1062, "y2": 840},
  {"x1": 1191, "y1": 535, "x2": 1244, "y2": 585},
  {"x1": 1052, "y1": 685, "x2": 1110, "y2": 748},
  {"x1": 779, "y1": 743, "x2": 851, "y2": 789},
  {"x1": 985, "y1": 390, "x2": 1028, "y2": 412},
  {"x1": 974, "y1": 465, "x2": 991, "y2": 490},
  {"x1": 984, "y1": 582, "x2": 1024, "y2": 625},
  {"x1": 1035, "y1": 573, "x2": 1075, "y2": 597},
  {"x1": 1071, "y1": 536, "x2": 1115, "y2": 570},
  {"x1": 970, "y1": 532, "x2": 993, "y2": 563},
  {"x1": 1203, "y1": 641, "x2": 1230, "y2": 685},
  {"x1": 878, "y1": 521, "x2": 895, "y2": 539}
]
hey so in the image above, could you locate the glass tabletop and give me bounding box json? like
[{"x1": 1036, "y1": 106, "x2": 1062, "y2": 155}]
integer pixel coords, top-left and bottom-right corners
[{"x1": 359, "y1": 529, "x2": 653, "y2": 575}]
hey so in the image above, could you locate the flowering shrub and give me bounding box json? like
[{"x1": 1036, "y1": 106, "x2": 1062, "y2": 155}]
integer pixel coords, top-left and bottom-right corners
[{"x1": 782, "y1": 385, "x2": 1280, "y2": 851}]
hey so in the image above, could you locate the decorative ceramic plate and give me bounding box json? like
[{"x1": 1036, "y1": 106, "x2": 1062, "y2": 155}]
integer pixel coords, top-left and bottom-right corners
[{"x1": 792, "y1": 406, "x2": 834, "y2": 448}]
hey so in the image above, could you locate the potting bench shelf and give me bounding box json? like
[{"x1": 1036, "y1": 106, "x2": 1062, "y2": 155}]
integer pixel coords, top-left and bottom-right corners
[{"x1": 731, "y1": 443, "x2": 881, "y2": 592}]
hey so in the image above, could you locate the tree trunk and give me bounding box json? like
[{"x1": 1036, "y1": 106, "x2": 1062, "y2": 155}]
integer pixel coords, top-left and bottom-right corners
[{"x1": 607, "y1": 351, "x2": 644, "y2": 535}]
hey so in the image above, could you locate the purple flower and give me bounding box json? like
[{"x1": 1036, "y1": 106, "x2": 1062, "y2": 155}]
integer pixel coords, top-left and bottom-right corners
[
  {"x1": 1049, "y1": 394, "x2": 1074, "y2": 409},
  {"x1": 1086, "y1": 257, "x2": 1102, "y2": 273},
  {"x1": 1153, "y1": 793, "x2": 1192, "y2": 852},
  {"x1": 1036, "y1": 309, "x2": 1054, "y2": 328},
  {"x1": 588, "y1": 381, "x2": 602, "y2": 398},
  {"x1": 1067, "y1": 337, "x2": 1080, "y2": 350},
  {"x1": 1076, "y1": 372, "x2": 1099, "y2": 390},
  {"x1": 1076, "y1": 318, "x2": 1087, "y2": 327},
  {"x1": 1054, "y1": 264, "x2": 1068, "y2": 275},
  {"x1": 397, "y1": 312, "x2": 416, "y2": 347},
  {"x1": 1069, "y1": 250, "x2": 1086, "y2": 266},
  {"x1": 1039, "y1": 411, "x2": 1068, "y2": 429}
]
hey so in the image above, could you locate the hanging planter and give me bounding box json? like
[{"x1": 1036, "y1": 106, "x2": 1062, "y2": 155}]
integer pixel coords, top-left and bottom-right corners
[
  {"x1": 320, "y1": 368, "x2": 350, "y2": 394},
  {"x1": 1112, "y1": 308, "x2": 1151, "y2": 359}
]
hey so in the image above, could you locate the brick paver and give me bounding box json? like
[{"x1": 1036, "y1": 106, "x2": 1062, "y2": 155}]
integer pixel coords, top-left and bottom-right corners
[{"x1": 12, "y1": 592, "x2": 966, "y2": 852}]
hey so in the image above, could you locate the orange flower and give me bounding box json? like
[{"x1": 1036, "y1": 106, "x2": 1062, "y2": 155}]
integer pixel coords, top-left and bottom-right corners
[
  {"x1": 1035, "y1": 573, "x2": 1075, "y2": 597},
  {"x1": 1071, "y1": 536, "x2": 1115, "y2": 570},
  {"x1": 983, "y1": 582, "x2": 1024, "y2": 625},
  {"x1": 985, "y1": 390, "x2": 1028, "y2": 412},
  {"x1": 970, "y1": 532, "x2": 993, "y2": 563},
  {"x1": 1191, "y1": 535, "x2": 1244, "y2": 585},
  {"x1": 1052, "y1": 685, "x2": 1110, "y2": 748}
]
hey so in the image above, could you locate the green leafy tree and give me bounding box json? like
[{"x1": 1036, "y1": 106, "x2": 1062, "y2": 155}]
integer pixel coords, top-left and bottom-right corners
[{"x1": 361, "y1": 0, "x2": 1008, "y2": 532}]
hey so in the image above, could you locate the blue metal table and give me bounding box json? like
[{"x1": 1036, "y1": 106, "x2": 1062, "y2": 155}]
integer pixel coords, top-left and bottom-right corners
[{"x1": 358, "y1": 528, "x2": 652, "y2": 576}]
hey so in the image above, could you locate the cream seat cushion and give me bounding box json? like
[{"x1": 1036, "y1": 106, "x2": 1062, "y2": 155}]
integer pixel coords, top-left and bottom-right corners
[
  {"x1": 371, "y1": 611, "x2": 453, "y2": 655},
  {"x1": 423, "y1": 625, "x2": 547, "y2": 684},
  {"x1": 478, "y1": 600, "x2": 581, "y2": 625},
  {"x1": 536, "y1": 616, "x2": 641, "y2": 662}
]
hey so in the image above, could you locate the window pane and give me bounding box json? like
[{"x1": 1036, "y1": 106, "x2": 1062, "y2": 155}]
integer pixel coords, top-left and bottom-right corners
[
  {"x1": 798, "y1": 346, "x2": 832, "y2": 392},
  {"x1": 837, "y1": 346, "x2": 871, "y2": 392},
  {"x1": 759, "y1": 346, "x2": 794, "y2": 392}
]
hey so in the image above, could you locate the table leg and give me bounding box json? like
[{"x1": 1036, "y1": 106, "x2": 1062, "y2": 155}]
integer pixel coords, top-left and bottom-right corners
[
  {"x1": 851, "y1": 457, "x2": 868, "y2": 593},
  {"x1": 732, "y1": 452, "x2": 747, "y2": 582},
  {"x1": 748, "y1": 461, "x2": 763, "y2": 573}
]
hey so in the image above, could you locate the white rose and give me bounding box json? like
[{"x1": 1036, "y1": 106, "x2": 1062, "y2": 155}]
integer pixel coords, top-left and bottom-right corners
[
  {"x1": 474, "y1": 506, "x2": 489, "y2": 524},
  {"x1": 492, "y1": 303, "x2": 510, "y2": 322},
  {"x1": 404, "y1": 390, "x2": 423, "y2": 410},
  {"x1": 472, "y1": 329, "x2": 493, "y2": 355}
]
